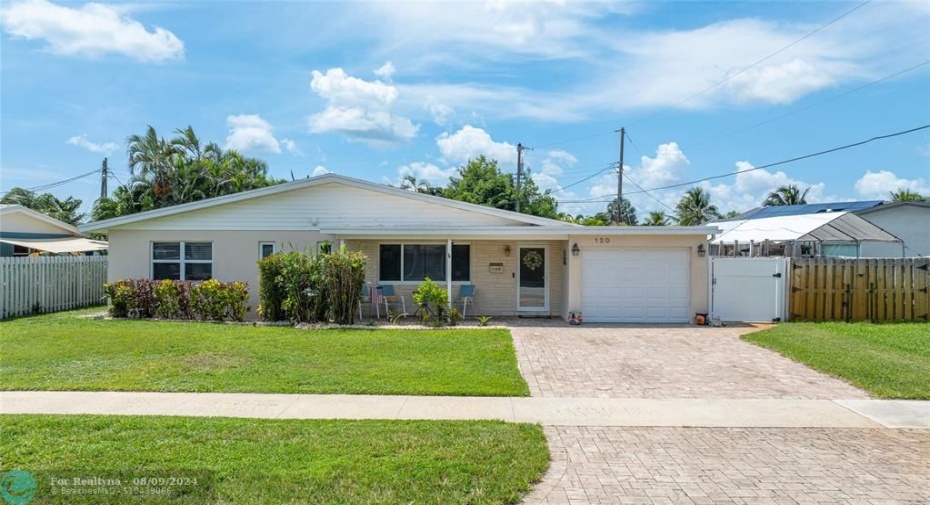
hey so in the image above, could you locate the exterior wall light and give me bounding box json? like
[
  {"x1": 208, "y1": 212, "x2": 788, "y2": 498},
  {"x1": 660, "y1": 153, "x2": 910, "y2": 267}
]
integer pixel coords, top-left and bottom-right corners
[
  {"x1": 571, "y1": 243, "x2": 580, "y2": 256},
  {"x1": 504, "y1": 245, "x2": 511, "y2": 257},
  {"x1": 697, "y1": 244, "x2": 706, "y2": 257}
]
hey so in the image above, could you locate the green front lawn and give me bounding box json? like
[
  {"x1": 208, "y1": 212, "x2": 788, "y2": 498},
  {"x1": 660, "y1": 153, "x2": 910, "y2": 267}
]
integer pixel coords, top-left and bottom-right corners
[
  {"x1": 1, "y1": 415, "x2": 549, "y2": 504},
  {"x1": 0, "y1": 311, "x2": 529, "y2": 396},
  {"x1": 743, "y1": 322, "x2": 930, "y2": 399}
]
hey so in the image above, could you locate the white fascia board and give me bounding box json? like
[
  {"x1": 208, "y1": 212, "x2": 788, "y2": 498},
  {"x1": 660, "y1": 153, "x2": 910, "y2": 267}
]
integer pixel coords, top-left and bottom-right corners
[{"x1": 323, "y1": 226, "x2": 719, "y2": 240}]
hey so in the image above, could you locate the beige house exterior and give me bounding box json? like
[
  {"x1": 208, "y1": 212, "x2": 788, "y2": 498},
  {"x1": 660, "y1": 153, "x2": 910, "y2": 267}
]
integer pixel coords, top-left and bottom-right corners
[{"x1": 80, "y1": 174, "x2": 717, "y2": 323}]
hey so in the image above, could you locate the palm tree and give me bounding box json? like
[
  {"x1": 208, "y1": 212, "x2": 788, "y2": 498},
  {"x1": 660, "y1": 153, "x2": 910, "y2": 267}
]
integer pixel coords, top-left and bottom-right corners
[
  {"x1": 400, "y1": 174, "x2": 432, "y2": 194},
  {"x1": 1, "y1": 187, "x2": 85, "y2": 225},
  {"x1": 675, "y1": 187, "x2": 721, "y2": 225},
  {"x1": 763, "y1": 184, "x2": 809, "y2": 206},
  {"x1": 126, "y1": 126, "x2": 179, "y2": 201},
  {"x1": 889, "y1": 187, "x2": 925, "y2": 202},
  {"x1": 606, "y1": 197, "x2": 637, "y2": 225},
  {"x1": 642, "y1": 211, "x2": 670, "y2": 226}
]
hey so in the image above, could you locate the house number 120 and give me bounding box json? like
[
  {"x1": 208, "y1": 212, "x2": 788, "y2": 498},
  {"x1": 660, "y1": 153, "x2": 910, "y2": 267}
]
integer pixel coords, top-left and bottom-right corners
[{"x1": 594, "y1": 237, "x2": 610, "y2": 244}]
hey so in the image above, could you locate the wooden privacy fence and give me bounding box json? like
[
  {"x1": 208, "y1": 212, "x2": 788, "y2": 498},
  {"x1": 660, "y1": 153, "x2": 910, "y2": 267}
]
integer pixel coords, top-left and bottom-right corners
[
  {"x1": 0, "y1": 256, "x2": 108, "y2": 319},
  {"x1": 789, "y1": 258, "x2": 930, "y2": 322}
]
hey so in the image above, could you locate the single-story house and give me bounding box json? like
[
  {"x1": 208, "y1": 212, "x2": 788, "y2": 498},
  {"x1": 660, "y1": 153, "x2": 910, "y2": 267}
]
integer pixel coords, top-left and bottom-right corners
[
  {"x1": 79, "y1": 174, "x2": 717, "y2": 323},
  {"x1": 0, "y1": 204, "x2": 107, "y2": 256},
  {"x1": 854, "y1": 201, "x2": 930, "y2": 257},
  {"x1": 709, "y1": 211, "x2": 902, "y2": 258}
]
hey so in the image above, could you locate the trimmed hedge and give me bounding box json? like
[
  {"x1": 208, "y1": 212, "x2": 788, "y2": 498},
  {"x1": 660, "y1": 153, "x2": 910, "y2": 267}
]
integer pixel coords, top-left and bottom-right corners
[
  {"x1": 257, "y1": 247, "x2": 367, "y2": 325},
  {"x1": 104, "y1": 279, "x2": 249, "y2": 321}
]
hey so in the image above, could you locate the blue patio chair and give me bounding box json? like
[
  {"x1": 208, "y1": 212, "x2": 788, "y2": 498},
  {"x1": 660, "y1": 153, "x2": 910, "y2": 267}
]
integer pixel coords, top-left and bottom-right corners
[
  {"x1": 458, "y1": 284, "x2": 477, "y2": 318},
  {"x1": 358, "y1": 283, "x2": 380, "y2": 320},
  {"x1": 378, "y1": 284, "x2": 406, "y2": 318}
]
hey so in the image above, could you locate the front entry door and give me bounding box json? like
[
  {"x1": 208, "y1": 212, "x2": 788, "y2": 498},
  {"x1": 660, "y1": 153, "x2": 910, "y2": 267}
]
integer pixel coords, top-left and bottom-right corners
[{"x1": 518, "y1": 246, "x2": 548, "y2": 312}]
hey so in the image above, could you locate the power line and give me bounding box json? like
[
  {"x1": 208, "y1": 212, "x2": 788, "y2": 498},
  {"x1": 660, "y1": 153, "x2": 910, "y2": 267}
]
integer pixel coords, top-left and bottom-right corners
[
  {"x1": 550, "y1": 162, "x2": 618, "y2": 194},
  {"x1": 556, "y1": 123, "x2": 930, "y2": 203},
  {"x1": 682, "y1": 59, "x2": 930, "y2": 149},
  {"x1": 1, "y1": 169, "x2": 101, "y2": 196},
  {"x1": 623, "y1": 172, "x2": 676, "y2": 213},
  {"x1": 629, "y1": 0, "x2": 874, "y2": 127}
]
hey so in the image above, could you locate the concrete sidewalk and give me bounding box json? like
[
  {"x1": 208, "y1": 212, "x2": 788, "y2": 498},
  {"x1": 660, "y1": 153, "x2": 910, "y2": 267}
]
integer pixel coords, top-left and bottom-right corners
[{"x1": 2, "y1": 391, "x2": 927, "y2": 428}]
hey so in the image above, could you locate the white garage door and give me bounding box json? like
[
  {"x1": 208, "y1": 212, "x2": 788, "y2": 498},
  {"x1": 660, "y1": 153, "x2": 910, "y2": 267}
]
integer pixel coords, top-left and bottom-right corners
[{"x1": 581, "y1": 249, "x2": 690, "y2": 323}]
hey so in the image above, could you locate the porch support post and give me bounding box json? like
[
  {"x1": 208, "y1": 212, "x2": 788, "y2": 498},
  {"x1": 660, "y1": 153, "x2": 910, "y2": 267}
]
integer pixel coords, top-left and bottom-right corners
[{"x1": 446, "y1": 239, "x2": 453, "y2": 307}]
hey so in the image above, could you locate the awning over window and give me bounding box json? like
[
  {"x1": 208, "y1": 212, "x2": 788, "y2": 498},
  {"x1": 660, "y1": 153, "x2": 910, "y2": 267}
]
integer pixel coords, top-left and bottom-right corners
[{"x1": 0, "y1": 237, "x2": 108, "y2": 254}]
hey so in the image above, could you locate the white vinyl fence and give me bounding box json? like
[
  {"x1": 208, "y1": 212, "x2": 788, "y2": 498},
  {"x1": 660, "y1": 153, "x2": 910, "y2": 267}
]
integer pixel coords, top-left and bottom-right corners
[{"x1": 0, "y1": 256, "x2": 108, "y2": 319}]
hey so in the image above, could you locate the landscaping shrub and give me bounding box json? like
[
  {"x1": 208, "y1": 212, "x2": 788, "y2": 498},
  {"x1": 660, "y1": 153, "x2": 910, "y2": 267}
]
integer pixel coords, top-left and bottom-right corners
[
  {"x1": 412, "y1": 278, "x2": 461, "y2": 327},
  {"x1": 257, "y1": 247, "x2": 367, "y2": 324},
  {"x1": 103, "y1": 279, "x2": 249, "y2": 322}
]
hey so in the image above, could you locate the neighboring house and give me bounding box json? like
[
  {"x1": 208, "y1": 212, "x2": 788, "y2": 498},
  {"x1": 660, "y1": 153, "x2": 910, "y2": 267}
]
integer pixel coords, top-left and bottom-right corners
[
  {"x1": 709, "y1": 211, "x2": 902, "y2": 258},
  {"x1": 854, "y1": 201, "x2": 930, "y2": 257},
  {"x1": 0, "y1": 204, "x2": 107, "y2": 257},
  {"x1": 79, "y1": 174, "x2": 717, "y2": 323},
  {"x1": 714, "y1": 201, "x2": 927, "y2": 258}
]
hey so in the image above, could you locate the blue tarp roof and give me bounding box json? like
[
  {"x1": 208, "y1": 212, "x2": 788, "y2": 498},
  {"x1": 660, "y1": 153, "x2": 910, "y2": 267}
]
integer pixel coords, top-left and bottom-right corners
[{"x1": 738, "y1": 201, "x2": 883, "y2": 220}]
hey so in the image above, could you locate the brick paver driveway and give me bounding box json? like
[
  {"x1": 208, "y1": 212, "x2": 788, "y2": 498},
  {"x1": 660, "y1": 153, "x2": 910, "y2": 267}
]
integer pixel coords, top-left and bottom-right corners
[
  {"x1": 524, "y1": 427, "x2": 930, "y2": 505},
  {"x1": 510, "y1": 325, "x2": 868, "y2": 399}
]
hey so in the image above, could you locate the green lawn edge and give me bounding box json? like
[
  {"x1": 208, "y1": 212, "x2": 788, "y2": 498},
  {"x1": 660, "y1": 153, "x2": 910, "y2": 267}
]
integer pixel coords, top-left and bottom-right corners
[
  {"x1": 742, "y1": 322, "x2": 930, "y2": 399},
  {"x1": 1, "y1": 414, "x2": 550, "y2": 505}
]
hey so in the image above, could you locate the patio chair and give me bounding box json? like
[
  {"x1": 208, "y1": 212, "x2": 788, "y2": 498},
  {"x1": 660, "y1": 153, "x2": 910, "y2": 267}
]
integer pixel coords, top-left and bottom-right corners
[
  {"x1": 378, "y1": 284, "x2": 406, "y2": 318},
  {"x1": 458, "y1": 284, "x2": 477, "y2": 318},
  {"x1": 358, "y1": 284, "x2": 381, "y2": 320}
]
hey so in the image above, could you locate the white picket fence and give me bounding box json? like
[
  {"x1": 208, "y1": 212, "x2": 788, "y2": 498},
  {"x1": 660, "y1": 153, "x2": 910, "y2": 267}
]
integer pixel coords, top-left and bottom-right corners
[{"x1": 0, "y1": 256, "x2": 108, "y2": 319}]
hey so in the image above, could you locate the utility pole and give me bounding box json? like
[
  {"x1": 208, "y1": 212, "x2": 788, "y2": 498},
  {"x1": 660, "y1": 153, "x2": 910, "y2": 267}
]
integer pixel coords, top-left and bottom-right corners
[
  {"x1": 616, "y1": 127, "x2": 625, "y2": 224},
  {"x1": 100, "y1": 157, "x2": 108, "y2": 200},
  {"x1": 516, "y1": 143, "x2": 524, "y2": 213}
]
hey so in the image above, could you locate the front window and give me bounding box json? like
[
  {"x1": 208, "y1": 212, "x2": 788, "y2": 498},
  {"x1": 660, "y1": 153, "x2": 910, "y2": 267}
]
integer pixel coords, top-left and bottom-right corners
[
  {"x1": 153, "y1": 242, "x2": 212, "y2": 281},
  {"x1": 12, "y1": 245, "x2": 32, "y2": 256},
  {"x1": 259, "y1": 241, "x2": 276, "y2": 259},
  {"x1": 379, "y1": 243, "x2": 470, "y2": 282}
]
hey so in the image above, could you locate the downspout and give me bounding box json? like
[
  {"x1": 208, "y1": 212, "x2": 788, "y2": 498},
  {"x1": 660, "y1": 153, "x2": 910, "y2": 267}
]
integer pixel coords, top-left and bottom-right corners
[{"x1": 446, "y1": 239, "x2": 453, "y2": 308}]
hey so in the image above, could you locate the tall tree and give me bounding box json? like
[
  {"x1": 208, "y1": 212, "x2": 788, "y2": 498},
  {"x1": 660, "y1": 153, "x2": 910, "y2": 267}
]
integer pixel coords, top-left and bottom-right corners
[
  {"x1": 675, "y1": 187, "x2": 721, "y2": 225},
  {"x1": 889, "y1": 187, "x2": 926, "y2": 202},
  {"x1": 93, "y1": 125, "x2": 280, "y2": 221},
  {"x1": 1, "y1": 188, "x2": 85, "y2": 225},
  {"x1": 399, "y1": 174, "x2": 432, "y2": 194},
  {"x1": 443, "y1": 156, "x2": 559, "y2": 219},
  {"x1": 642, "y1": 211, "x2": 670, "y2": 226},
  {"x1": 763, "y1": 184, "x2": 809, "y2": 206},
  {"x1": 605, "y1": 197, "x2": 637, "y2": 225}
]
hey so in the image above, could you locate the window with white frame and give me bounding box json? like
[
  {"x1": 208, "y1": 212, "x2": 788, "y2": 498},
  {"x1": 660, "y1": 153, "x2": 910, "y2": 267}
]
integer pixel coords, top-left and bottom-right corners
[
  {"x1": 259, "y1": 241, "x2": 276, "y2": 259},
  {"x1": 379, "y1": 243, "x2": 469, "y2": 282},
  {"x1": 152, "y1": 242, "x2": 213, "y2": 281}
]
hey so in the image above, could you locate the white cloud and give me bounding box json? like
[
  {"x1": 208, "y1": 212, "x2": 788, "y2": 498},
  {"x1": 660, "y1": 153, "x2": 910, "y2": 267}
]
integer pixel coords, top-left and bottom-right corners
[
  {"x1": 700, "y1": 161, "x2": 829, "y2": 213},
  {"x1": 436, "y1": 125, "x2": 516, "y2": 166},
  {"x1": 854, "y1": 170, "x2": 929, "y2": 200},
  {"x1": 66, "y1": 134, "x2": 118, "y2": 154},
  {"x1": 307, "y1": 67, "x2": 418, "y2": 147},
  {"x1": 424, "y1": 95, "x2": 455, "y2": 126},
  {"x1": 1, "y1": 0, "x2": 184, "y2": 62},
  {"x1": 532, "y1": 149, "x2": 576, "y2": 193},
  {"x1": 280, "y1": 138, "x2": 301, "y2": 155},
  {"x1": 396, "y1": 162, "x2": 457, "y2": 187},
  {"x1": 311, "y1": 165, "x2": 330, "y2": 177},
  {"x1": 225, "y1": 114, "x2": 281, "y2": 153},
  {"x1": 374, "y1": 61, "x2": 395, "y2": 81}
]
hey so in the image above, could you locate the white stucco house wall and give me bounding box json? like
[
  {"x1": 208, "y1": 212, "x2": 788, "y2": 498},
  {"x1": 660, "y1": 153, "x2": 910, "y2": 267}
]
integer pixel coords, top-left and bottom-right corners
[{"x1": 79, "y1": 174, "x2": 717, "y2": 323}]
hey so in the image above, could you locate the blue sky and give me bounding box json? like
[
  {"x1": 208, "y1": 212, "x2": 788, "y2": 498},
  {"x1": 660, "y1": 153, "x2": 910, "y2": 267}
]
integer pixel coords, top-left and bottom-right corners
[{"x1": 1, "y1": 0, "x2": 929, "y2": 219}]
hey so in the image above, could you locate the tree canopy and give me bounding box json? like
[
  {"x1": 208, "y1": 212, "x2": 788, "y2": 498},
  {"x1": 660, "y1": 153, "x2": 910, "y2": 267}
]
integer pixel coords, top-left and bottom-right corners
[
  {"x1": 92, "y1": 125, "x2": 281, "y2": 221},
  {"x1": 890, "y1": 188, "x2": 927, "y2": 202},
  {"x1": 442, "y1": 156, "x2": 559, "y2": 219},
  {"x1": 1, "y1": 188, "x2": 84, "y2": 225},
  {"x1": 675, "y1": 187, "x2": 721, "y2": 225},
  {"x1": 763, "y1": 184, "x2": 809, "y2": 206}
]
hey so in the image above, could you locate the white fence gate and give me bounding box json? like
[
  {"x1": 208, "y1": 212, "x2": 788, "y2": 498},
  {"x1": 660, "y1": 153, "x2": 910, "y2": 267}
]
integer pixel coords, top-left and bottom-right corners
[
  {"x1": 0, "y1": 256, "x2": 108, "y2": 319},
  {"x1": 710, "y1": 257, "x2": 788, "y2": 322}
]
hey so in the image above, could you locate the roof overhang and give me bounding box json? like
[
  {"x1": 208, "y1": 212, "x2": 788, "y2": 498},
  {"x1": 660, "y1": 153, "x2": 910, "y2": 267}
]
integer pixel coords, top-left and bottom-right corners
[
  {"x1": 0, "y1": 205, "x2": 80, "y2": 235},
  {"x1": 323, "y1": 226, "x2": 719, "y2": 240},
  {"x1": 0, "y1": 237, "x2": 108, "y2": 253}
]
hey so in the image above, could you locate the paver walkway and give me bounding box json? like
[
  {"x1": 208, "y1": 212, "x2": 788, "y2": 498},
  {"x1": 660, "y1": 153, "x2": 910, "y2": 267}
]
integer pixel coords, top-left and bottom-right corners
[{"x1": 510, "y1": 325, "x2": 868, "y2": 399}]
